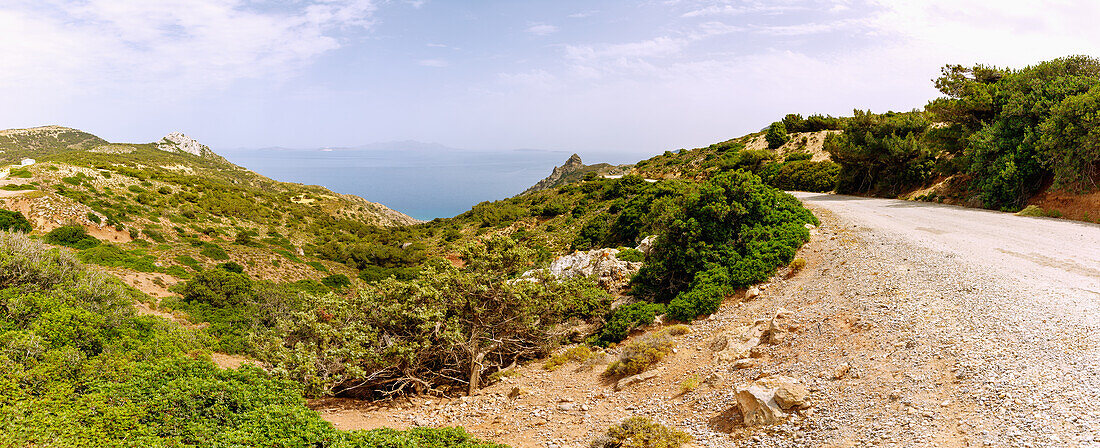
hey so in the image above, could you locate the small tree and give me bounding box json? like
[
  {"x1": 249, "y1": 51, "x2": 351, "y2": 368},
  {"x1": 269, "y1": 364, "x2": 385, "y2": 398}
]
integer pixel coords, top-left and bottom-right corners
[
  {"x1": 0, "y1": 210, "x2": 32, "y2": 233},
  {"x1": 766, "y1": 121, "x2": 790, "y2": 149}
]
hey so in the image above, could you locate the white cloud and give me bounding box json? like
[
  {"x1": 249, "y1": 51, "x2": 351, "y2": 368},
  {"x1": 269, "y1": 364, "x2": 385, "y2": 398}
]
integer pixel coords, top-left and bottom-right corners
[
  {"x1": 0, "y1": 0, "x2": 377, "y2": 96},
  {"x1": 526, "y1": 24, "x2": 559, "y2": 36},
  {"x1": 568, "y1": 10, "x2": 598, "y2": 19},
  {"x1": 418, "y1": 59, "x2": 449, "y2": 67}
]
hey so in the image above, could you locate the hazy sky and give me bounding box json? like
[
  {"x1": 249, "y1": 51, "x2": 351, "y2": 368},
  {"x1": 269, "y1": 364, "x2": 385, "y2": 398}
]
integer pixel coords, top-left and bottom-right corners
[{"x1": 3, "y1": 0, "x2": 1100, "y2": 157}]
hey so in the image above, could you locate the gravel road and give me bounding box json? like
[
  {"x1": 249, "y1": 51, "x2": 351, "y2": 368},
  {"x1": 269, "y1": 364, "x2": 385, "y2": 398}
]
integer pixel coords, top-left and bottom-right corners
[{"x1": 793, "y1": 192, "x2": 1100, "y2": 447}]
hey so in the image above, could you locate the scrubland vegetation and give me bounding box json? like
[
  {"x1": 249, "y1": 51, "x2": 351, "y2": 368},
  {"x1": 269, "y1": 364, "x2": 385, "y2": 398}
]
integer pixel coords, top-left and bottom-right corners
[
  {"x1": 3, "y1": 54, "x2": 1095, "y2": 446},
  {"x1": 0, "y1": 232, "x2": 501, "y2": 447}
]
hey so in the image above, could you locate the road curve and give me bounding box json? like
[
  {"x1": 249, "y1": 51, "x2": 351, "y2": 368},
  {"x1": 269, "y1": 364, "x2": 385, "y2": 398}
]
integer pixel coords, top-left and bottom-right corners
[
  {"x1": 793, "y1": 191, "x2": 1100, "y2": 445},
  {"x1": 793, "y1": 192, "x2": 1100, "y2": 318}
]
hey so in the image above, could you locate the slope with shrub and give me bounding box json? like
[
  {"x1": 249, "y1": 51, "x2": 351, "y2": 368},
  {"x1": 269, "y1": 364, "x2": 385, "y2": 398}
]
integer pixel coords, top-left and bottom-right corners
[{"x1": 0, "y1": 230, "x2": 505, "y2": 447}]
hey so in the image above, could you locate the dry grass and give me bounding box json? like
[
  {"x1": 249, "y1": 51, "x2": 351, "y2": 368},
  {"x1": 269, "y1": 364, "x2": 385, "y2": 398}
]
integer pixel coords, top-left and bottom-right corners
[
  {"x1": 604, "y1": 332, "x2": 674, "y2": 377},
  {"x1": 543, "y1": 345, "x2": 594, "y2": 371}
]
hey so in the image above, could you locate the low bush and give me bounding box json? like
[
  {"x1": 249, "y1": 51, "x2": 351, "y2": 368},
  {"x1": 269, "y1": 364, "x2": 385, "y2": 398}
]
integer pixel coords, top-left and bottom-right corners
[
  {"x1": 765, "y1": 160, "x2": 839, "y2": 192},
  {"x1": 543, "y1": 345, "x2": 593, "y2": 371},
  {"x1": 633, "y1": 171, "x2": 816, "y2": 321},
  {"x1": 594, "y1": 302, "x2": 665, "y2": 346},
  {"x1": 590, "y1": 417, "x2": 690, "y2": 448},
  {"x1": 217, "y1": 261, "x2": 245, "y2": 273},
  {"x1": 321, "y1": 273, "x2": 352, "y2": 289},
  {"x1": 785, "y1": 152, "x2": 813, "y2": 162},
  {"x1": 78, "y1": 245, "x2": 158, "y2": 272},
  {"x1": 0, "y1": 209, "x2": 31, "y2": 233},
  {"x1": 200, "y1": 242, "x2": 229, "y2": 260},
  {"x1": 679, "y1": 375, "x2": 700, "y2": 394},
  {"x1": 766, "y1": 121, "x2": 790, "y2": 149},
  {"x1": 1015, "y1": 205, "x2": 1062, "y2": 218},
  {"x1": 616, "y1": 248, "x2": 644, "y2": 262},
  {"x1": 788, "y1": 257, "x2": 806, "y2": 274},
  {"x1": 665, "y1": 324, "x2": 690, "y2": 336},
  {"x1": 604, "y1": 332, "x2": 674, "y2": 377},
  {"x1": 44, "y1": 225, "x2": 99, "y2": 249}
]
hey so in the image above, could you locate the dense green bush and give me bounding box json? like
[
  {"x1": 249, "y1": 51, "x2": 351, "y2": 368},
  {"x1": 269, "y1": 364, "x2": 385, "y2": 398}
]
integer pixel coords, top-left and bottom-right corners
[
  {"x1": 321, "y1": 273, "x2": 352, "y2": 289},
  {"x1": 764, "y1": 160, "x2": 839, "y2": 192},
  {"x1": 765, "y1": 121, "x2": 790, "y2": 149},
  {"x1": 44, "y1": 225, "x2": 100, "y2": 249},
  {"x1": 593, "y1": 301, "x2": 665, "y2": 346},
  {"x1": 782, "y1": 113, "x2": 847, "y2": 133},
  {"x1": 200, "y1": 242, "x2": 229, "y2": 260},
  {"x1": 632, "y1": 171, "x2": 816, "y2": 320},
  {"x1": 825, "y1": 110, "x2": 935, "y2": 196},
  {"x1": 172, "y1": 269, "x2": 253, "y2": 308},
  {"x1": 616, "y1": 248, "x2": 644, "y2": 262},
  {"x1": 0, "y1": 209, "x2": 31, "y2": 233},
  {"x1": 927, "y1": 56, "x2": 1100, "y2": 207}
]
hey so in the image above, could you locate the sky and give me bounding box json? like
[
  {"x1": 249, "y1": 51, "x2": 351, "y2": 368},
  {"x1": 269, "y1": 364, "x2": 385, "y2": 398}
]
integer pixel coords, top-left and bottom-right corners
[{"x1": 3, "y1": 0, "x2": 1100, "y2": 158}]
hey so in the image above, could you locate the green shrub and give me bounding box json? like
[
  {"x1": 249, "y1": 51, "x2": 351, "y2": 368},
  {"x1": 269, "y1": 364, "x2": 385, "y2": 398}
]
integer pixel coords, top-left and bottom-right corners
[
  {"x1": 789, "y1": 257, "x2": 806, "y2": 273},
  {"x1": 143, "y1": 228, "x2": 167, "y2": 243},
  {"x1": 591, "y1": 417, "x2": 690, "y2": 448},
  {"x1": 594, "y1": 302, "x2": 665, "y2": 346},
  {"x1": 616, "y1": 248, "x2": 644, "y2": 262},
  {"x1": 0, "y1": 209, "x2": 32, "y2": 233},
  {"x1": 172, "y1": 269, "x2": 253, "y2": 308},
  {"x1": 254, "y1": 237, "x2": 607, "y2": 396},
  {"x1": 175, "y1": 255, "x2": 202, "y2": 271},
  {"x1": 679, "y1": 375, "x2": 700, "y2": 394},
  {"x1": 633, "y1": 171, "x2": 815, "y2": 321},
  {"x1": 766, "y1": 121, "x2": 790, "y2": 149},
  {"x1": 785, "y1": 151, "x2": 813, "y2": 162},
  {"x1": 1015, "y1": 205, "x2": 1062, "y2": 218},
  {"x1": 321, "y1": 273, "x2": 351, "y2": 289},
  {"x1": 765, "y1": 160, "x2": 839, "y2": 192},
  {"x1": 217, "y1": 261, "x2": 245, "y2": 273},
  {"x1": 78, "y1": 245, "x2": 158, "y2": 272},
  {"x1": 200, "y1": 242, "x2": 229, "y2": 260},
  {"x1": 44, "y1": 225, "x2": 100, "y2": 249},
  {"x1": 604, "y1": 332, "x2": 674, "y2": 377}
]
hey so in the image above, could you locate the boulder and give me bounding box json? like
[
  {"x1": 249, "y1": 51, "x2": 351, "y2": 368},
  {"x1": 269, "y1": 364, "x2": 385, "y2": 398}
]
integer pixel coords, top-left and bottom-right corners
[
  {"x1": 636, "y1": 235, "x2": 658, "y2": 255},
  {"x1": 614, "y1": 370, "x2": 659, "y2": 391},
  {"x1": 757, "y1": 375, "x2": 810, "y2": 410},
  {"x1": 524, "y1": 248, "x2": 643, "y2": 291},
  {"x1": 710, "y1": 319, "x2": 770, "y2": 363},
  {"x1": 735, "y1": 385, "x2": 786, "y2": 426},
  {"x1": 734, "y1": 376, "x2": 811, "y2": 426}
]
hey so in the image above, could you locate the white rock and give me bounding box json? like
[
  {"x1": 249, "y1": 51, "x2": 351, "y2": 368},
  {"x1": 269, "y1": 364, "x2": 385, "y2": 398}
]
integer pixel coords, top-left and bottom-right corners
[{"x1": 614, "y1": 370, "x2": 659, "y2": 391}]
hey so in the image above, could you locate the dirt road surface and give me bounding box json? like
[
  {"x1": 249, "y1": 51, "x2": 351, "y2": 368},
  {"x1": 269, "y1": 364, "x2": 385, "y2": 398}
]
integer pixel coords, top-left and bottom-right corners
[{"x1": 794, "y1": 192, "x2": 1100, "y2": 446}]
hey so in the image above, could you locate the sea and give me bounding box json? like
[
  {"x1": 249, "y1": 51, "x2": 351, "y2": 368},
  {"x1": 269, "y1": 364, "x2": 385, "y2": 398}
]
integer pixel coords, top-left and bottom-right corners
[{"x1": 217, "y1": 143, "x2": 577, "y2": 221}]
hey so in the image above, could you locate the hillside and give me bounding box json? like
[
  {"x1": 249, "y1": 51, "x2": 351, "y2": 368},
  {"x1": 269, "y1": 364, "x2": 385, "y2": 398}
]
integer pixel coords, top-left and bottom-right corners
[{"x1": 0, "y1": 126, "x2": 417, "y2": 290}]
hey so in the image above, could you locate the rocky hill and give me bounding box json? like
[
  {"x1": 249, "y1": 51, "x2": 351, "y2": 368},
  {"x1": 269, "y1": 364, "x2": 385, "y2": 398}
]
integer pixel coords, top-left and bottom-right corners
[{"x1": 522, "y1": 153, "x2": 631, "y2": 194}]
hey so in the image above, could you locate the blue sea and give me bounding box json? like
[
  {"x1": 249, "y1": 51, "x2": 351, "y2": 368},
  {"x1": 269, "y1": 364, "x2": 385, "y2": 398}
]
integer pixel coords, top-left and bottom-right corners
[{"x1": 217, "y1": 144, "x2": 575, "y2": 221}]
